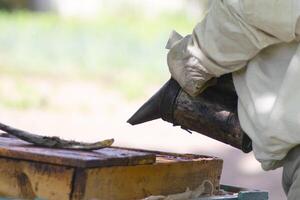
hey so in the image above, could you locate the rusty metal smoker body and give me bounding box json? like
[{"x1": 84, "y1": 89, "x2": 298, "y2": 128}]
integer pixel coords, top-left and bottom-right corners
[{"x1": 128, "y1": 74, "x2": 252, "y2": 153}]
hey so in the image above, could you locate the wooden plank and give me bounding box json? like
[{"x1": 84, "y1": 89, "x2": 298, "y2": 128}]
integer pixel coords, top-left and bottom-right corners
[
  {"x1": 71, "y1": 168, "x2": 88, "y2": 200},
  {"x1": 0, "y1": 137, "x2": 155, "y2": 168},
  {"x1": 0, "y1": 157, "x2": 74, "y2": 200},
  {"x1": 113, "y1": 146, "x2": 219, "y2": 160},
  {"x1": 75, "y1": 155, "x2": 223, "y2": 200},
  {"x1": 0, "y1": 137, "x2": 223, "y2": 200}
]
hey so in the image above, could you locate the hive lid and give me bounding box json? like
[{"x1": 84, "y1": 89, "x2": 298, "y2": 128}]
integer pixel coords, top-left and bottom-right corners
[{"x1": 0, "y1": 136, "x2": 156, "y2": 168}]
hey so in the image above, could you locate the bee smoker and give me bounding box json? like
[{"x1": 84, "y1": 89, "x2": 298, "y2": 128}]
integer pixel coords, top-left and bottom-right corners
[{"x1": 127, "y1": 74, "x2": 252, "y2": 153}]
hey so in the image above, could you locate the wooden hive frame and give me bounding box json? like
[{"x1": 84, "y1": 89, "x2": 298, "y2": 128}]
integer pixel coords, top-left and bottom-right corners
[{"x1": 0, "y1": 136, "x2": 223, "y2": 200}]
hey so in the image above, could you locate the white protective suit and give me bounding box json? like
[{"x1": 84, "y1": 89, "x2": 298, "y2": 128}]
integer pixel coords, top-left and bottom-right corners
[{"x1": 167, "y1": 0, "x2": 300, "y2": 171}]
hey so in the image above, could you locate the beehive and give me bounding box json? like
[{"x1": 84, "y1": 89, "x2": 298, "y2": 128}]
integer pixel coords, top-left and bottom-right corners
[{"x1": 0, "y1": 136, "x2": 223, "y2": 200}]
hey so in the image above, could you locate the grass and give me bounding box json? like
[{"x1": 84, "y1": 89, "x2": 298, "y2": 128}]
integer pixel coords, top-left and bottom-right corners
[{"x1": 0, "y1": 10, "x2": 195, "y2": 108}]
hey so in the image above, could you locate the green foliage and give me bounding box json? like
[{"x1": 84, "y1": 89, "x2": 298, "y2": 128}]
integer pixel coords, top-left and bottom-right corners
[{"x1": 0, "y1": 11, "x2": 194, "y2": 107}]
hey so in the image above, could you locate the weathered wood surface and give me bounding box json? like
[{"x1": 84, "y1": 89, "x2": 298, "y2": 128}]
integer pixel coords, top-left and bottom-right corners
[
  {"x1": 0, "y1": 137, "x2": 223, "y2": 200},
  {"x1": 72, "y1": 155, "x2": 223, "y2": 200},
  {"x1": 0, "y1": 137, "x2": 156, "y2": 168},
  {"x1": 0, "y1": 157, "x2": 74, "y2": 200}
]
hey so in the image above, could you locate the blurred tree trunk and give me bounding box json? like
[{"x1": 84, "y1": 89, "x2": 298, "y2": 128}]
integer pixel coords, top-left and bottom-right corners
[
  {"x1": 27, "y1": 0, "x2": 55, "y2": 12},
  {"x1": 0, "y1": 0, "x2": 55, "y2": 11},
  {"x1": 0, "y1": 0, "x2": 29, "y2": 10}
]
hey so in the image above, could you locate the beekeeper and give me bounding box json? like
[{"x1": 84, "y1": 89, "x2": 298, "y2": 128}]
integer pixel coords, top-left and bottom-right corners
[{"x1": 167, "y1": 1, "x2": 300, "y2": 199}]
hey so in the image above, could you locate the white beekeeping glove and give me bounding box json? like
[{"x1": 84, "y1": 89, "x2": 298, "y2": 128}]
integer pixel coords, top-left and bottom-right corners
[{"x1": 166, "y1": 31, "x2": 215, "y2": 97}]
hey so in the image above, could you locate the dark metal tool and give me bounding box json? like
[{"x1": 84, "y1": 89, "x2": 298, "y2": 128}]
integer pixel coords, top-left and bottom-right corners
[
  {"x1": 128, "y1": 74, "x2": 252, "y2": 153},
  {"x1": 0, "y1": 122, "x2": 114, "y2": 150}
]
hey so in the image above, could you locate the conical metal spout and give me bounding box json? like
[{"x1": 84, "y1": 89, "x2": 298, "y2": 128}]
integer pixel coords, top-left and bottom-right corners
[
  {"x1": 127, "y1": 90, "x2": 161, "y2": 125},
  {"x1": 127, "y1": 78, "x2": 181, "y2": 125}
]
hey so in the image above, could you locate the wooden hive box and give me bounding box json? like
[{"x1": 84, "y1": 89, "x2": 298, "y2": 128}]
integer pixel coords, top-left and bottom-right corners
[{"x1": 0, "y1": 136, "x2": 223, "y2": 200}]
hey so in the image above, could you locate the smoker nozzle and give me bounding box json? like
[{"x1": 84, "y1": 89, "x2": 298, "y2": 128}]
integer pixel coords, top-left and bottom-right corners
[{"x1": 127, "y1": 78, "x2": 181, "y2": 125}]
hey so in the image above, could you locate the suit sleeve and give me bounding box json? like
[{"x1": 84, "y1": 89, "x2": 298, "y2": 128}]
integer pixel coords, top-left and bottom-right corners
[{"x1": 167, "y1": 0, "x2": 298, "y2": 96}]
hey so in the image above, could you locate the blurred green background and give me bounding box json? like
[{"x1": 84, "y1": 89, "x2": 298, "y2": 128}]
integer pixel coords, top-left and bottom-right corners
[
  {"x1": 0, "y1": 0, "x2": 205, "y2": 110},
  {"x1": 0, "y1": 1, "x2": 285, "y2": 200}
]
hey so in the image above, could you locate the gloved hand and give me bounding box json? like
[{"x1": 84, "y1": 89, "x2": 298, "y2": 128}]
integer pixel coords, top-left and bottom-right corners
[{"x1": 166, "y1": 31, "x2": 215, "y2": 97}]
